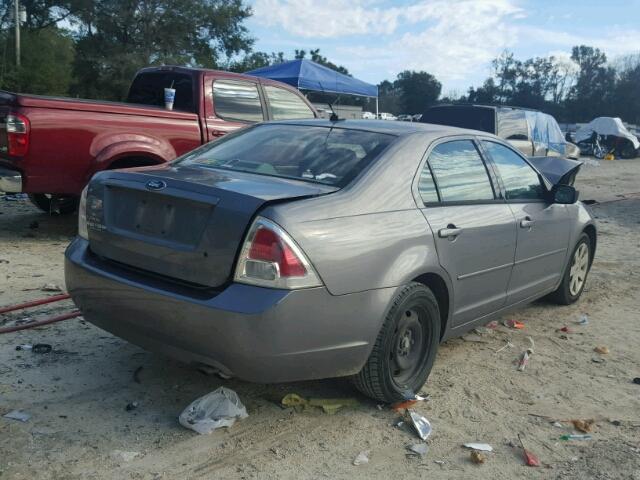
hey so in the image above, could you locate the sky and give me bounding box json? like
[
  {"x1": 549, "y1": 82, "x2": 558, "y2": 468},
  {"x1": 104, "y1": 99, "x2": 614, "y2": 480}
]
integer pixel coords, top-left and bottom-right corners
[{"x1": 245, "y1": 0, "x2": 640, "y2": 94}]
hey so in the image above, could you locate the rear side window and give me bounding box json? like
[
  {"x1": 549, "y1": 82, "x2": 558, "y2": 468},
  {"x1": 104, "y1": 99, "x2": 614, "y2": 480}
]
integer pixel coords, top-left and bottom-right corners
[
  {"x1": 418, "y1": 165, "x2": 439, "y2": 203},
  {"x1": 427, "y1": 140, "x2": 495, "y2": 202},
  {"x1": 482, "y1": 141, "x2": 544, "y2": 200},
  {"x1": 213, "y1": 80, "x2": 264, "y2": 123},
  {"x1": 177, "y1": 124, "x2": 395, "y2": 187},
  {"x1": 264, "y1": 86, "x2": 315, "y2": 120}
]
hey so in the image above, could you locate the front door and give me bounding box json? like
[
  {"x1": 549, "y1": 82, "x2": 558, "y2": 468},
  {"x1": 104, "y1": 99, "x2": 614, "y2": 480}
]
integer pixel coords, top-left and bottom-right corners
[
  {"x1": 417, "y1": 139, "x2": 517, "y2": 327},
  {"x1": 480, "y1": 140, "x2": 571, "y2": 304}
]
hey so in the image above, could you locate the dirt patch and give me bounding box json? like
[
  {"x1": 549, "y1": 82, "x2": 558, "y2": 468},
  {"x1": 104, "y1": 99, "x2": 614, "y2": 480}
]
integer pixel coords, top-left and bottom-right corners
[{"x1": 1, "y1": 159, "x2": 639, "y2": 479}]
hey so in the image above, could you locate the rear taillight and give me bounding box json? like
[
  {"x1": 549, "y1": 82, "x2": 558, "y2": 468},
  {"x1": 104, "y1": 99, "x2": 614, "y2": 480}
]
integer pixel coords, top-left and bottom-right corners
[
  {"x1": 235, "y1": 217, "x2": 322, "y2": 289},
  {"x1": 6, "y1": 113, "x2": 30, "y2": 156}
]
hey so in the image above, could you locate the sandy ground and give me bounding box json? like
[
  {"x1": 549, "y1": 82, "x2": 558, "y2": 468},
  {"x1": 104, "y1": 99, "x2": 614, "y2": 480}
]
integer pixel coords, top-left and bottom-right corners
[{"x1": 1, "y1": 158, "x2": 639, "y2": 480}]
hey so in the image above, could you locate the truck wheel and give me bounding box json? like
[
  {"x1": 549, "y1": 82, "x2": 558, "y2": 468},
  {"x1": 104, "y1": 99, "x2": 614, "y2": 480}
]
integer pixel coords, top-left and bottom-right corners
[
  {"x1": 619, "y1": 141, "x2": 637, "y2": 159},
  {"x1": 28, "y1": 194, "x2": 79, "y2": 215},
  {"x1": 352, "y1": 282, "x2": 440, "y2": 403},
  {"x1": 549, "y1": 233, "x2": 591, "y2": 305}
]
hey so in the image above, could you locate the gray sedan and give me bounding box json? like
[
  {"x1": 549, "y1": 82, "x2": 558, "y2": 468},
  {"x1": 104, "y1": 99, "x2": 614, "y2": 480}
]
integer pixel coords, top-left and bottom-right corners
[{"x1": 65, "y1": 120, "x2": 596, "y2": 402}]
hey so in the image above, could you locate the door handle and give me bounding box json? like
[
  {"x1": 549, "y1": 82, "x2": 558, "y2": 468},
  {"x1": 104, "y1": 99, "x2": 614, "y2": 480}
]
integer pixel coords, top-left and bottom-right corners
[
  {"x1": 520, "y1": 217, "x2": 534, "y2": 229},
  {"x1": 210, "y1": 129, "x2": 226, "y2": 138},
  {"x1": 438, "y1": 225, "x2": 463, "y2": 239}
]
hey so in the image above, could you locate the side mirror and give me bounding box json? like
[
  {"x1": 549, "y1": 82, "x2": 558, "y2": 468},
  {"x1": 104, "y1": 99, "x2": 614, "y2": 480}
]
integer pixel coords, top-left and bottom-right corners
[{"x1": 553, "y1": 184, "x2": 578, "y2": 204}]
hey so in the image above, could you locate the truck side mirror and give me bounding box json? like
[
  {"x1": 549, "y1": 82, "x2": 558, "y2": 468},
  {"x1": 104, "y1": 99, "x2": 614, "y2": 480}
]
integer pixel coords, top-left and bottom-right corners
[{"x1": 553, "y1": 185, "x2": 578, "y2": 204}]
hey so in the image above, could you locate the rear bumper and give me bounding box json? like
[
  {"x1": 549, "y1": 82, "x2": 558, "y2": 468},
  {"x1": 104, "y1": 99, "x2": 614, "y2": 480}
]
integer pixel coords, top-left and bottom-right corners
[
  {"x1": 64, "y1": 238, "x2": 394, "y2": 383},
  {"x1": 0, "y1": 166, "x2": 22, "y2": 192}
]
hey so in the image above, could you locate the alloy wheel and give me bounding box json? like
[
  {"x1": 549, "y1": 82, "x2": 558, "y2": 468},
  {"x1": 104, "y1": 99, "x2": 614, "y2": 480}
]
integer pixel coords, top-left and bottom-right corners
[{"x1": 569, "y1": 243, "x2": 589, "y2": 296}]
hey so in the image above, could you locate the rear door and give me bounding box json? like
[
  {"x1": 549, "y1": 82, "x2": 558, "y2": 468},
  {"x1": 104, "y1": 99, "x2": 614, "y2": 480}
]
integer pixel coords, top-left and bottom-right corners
[
  {"x1": 480, "y1": 140, "x2": 571, "y2": 304},
  {"x1": 417, "y1": 138, "x2": 517, "y2": 327},
  {"x1": 204, "y1": 78, "x2": 266, "y2": 141}
]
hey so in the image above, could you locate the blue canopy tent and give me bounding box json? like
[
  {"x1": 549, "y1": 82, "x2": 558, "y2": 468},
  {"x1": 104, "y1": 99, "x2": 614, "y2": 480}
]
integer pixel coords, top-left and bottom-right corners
[{"x1": 247, "y1": 59, "x2": 379, "y2": 115}]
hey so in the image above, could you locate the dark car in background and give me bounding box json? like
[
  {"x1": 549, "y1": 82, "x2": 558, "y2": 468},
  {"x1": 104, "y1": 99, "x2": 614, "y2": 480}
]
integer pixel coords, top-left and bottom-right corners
[{"x1": 420, "y1": 104, "x2": 580, "y2": 160}]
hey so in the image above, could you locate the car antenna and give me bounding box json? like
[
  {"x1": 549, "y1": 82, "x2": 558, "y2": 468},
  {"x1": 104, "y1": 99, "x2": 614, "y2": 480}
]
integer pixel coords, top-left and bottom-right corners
[{"x1": 318, "y1": 81, "x2": 342, "y2": 121}]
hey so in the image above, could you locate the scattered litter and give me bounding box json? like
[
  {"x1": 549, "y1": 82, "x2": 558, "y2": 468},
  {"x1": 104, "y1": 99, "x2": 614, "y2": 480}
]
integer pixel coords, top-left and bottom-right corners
[
  {"x1": 495, "y1": 340, "x2": 514, "y2": 354},
  {"x1": 518, "y1": 349, "x2": 533, "y2": 371},
  {"x1": 504, "y1": 319, "x2": 525, "y2": 329},
  {"x1": 406, "y1": 443, "x2": 429, "y2": 456},
  {"x1": 353, "y1": 451, "x2": 369, "y2": 466},
  {"x1": 15, "y1": 344, "x2": 33, "y2": 351},
  {"x1": 473, "y1": 327, "x2": 493, "y2": 336},
  {"x1": 526, "y1": 336, "x2": 535, "y2": 352},
  {"x1": 592, "y1": 357, "x2": 606, "y2": 364},
  {"x1": 558, "y1": 326, "x2": 572, "y2": 333},
  {"x1": 434, "y1": 460, "x2": 445, "y2": 466},
  {"x1": 125, "y1": 401, "x2": 139, "y2": 412},
  {"x1": 560, "y1": 434, "x2": 592, "y2": 441},
  {"x1": 392, "y1": 399, "x2": 417, "y2": 412},
  {"x1": 518, "y1": 434, "x2": 540, "y2": 467},
  {"x1": 111, "y1": 450, "x2": 141, "y2": 463},
  {"x1": 633, "y1": 377, "x2": 640, "y2": 385},
  {"x1": 406, "y1": 410, "x2": 432, "y2": 441},
  {"x1": 281, "y1": 393, "x2": 358, "y2": 414},
  {"x1": 470, "y1": 450, "x2": 486, "y2": 464},
  {"x1": 3, "y1": 410, "x2": 31, "y2": 422},
  {"x1": 594, "y1": 346, "x2": 609, "y2": 355},
  {"x1": 486, "y1": 321, "x2": 499, "y2": 329},
  {"x1": 552, "y1": 422, "x2": 563, "y2": 428},
  {"x1": 133, "y1": 366, "x2": 143, "y2": 384},
  {"x1": 40, "y1": 283, "x2": 63, "y2": 292},
  {"x1": 179, "y1": 387, "x2": 248, "y2": 434},
  {"x1": 577, "y1": 315, "x2": 589, "y2": 325},
  {"x1": 463, "y1": 443, "x2": 493, "y2": 452},
  {"x1": 32, "y1": 344, "x2": 52, "y2": 354},
  {"x1": 571, "y1": 419, "x2": 594, "y2": 433}
]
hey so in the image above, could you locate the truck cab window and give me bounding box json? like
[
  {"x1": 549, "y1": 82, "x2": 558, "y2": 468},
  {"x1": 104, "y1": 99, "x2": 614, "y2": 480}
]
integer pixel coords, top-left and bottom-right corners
[
  {"x1": 213, "y1": 80, "x2": 264, "y2": 123},
  {"x1": 127, "y1": 72, "x2": 195, "y2": 113}
]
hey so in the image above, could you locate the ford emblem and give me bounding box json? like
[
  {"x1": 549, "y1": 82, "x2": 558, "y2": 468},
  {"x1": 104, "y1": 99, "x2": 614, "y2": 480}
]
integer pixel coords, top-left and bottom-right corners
[{"x1": 146, "y1": 179, "x2": 167, "y2": 191}]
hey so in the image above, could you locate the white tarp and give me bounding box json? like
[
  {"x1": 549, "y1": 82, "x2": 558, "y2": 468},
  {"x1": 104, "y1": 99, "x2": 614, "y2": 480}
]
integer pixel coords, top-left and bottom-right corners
[{"x1": 575, "y1": 117, "x2": 640, "y2": 149}]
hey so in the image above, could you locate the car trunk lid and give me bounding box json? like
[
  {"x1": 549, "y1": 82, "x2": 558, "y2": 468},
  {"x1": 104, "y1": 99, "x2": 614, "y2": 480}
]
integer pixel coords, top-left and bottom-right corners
[{"x1": 87, "y1": 166, "x2": 337, "y2": 287}]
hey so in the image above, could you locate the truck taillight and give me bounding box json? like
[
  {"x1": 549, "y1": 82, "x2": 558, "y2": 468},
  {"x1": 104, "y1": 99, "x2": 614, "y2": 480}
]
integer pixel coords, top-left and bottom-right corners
[
  {"x1": 6, "y1": 113, "x2": 30, "y2": 156},
  {"x1": 234, "y1": 217, "x2": 322, "y2": 289}
]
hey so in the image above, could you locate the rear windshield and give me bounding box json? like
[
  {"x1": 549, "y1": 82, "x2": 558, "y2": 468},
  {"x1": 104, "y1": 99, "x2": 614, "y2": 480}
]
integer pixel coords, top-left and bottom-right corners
[
  {"x1": 127, "y1": 72, "x2": 195, "y2": 113},
  {"x1": 176, "y1": 124, "x2": 396, "y2": 187},
  {"x1": 421, "y1": 106, "x2": 496, "y2": 133}
]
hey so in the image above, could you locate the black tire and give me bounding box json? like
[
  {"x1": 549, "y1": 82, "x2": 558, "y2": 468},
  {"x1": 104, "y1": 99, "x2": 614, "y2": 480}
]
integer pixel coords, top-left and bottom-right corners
[
  {"x1": 550, "y1": 233, "x2": 591, "y2": 305},
  {"x1": 28, "y1": 194, "x2": 79, "y2": 215},
  {"x1": 352, "y1": 282, "x2": 441, "y2": 403}
]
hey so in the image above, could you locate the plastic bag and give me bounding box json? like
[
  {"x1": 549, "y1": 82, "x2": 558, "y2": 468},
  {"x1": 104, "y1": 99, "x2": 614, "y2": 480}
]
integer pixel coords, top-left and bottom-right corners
[{"x1": 179, "y1": 387, "x2": 248, "y2": 434}]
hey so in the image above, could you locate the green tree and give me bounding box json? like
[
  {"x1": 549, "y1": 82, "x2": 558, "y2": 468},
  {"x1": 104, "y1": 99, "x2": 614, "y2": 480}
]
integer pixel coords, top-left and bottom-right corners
[
  {"x1": 71, "y1": 0, "x2": 253, "y2": 100},
  {"x1": 0, "y1": 27, "x2": 75, "y2": 94},
  {"x1": 294, "y1": 48, "x2": 350, "y2": 75},
  {"x1": 394, "y1": 70, "x2": 441, "y2": 114}
]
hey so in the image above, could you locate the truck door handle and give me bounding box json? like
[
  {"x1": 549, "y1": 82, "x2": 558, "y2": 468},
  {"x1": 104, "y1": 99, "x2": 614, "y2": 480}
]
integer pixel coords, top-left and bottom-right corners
[
  {"x1": 210, "y1": 129, "x2": 225, "y2": 138},
  {"x1": 438, "y1": 225, "x2": 462, "y2": 239},
  {"x1": 520, "y1": 217, "x2": 534, "y2": 229}
]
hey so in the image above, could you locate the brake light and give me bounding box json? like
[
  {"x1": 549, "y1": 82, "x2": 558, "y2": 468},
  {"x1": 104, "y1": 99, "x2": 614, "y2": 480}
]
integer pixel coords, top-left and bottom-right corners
[
  {"x1": 6, "y1": 113, "x2": 30, "y2": 156},
  {"x1": 235, "y1": 217, "x2": 322, "y2": 289}
]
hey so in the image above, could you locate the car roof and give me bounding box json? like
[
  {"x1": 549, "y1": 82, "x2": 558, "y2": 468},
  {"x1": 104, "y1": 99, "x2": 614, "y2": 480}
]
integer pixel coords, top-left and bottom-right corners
[
  {"x1": 267, "y1": 118, "x2": 479, "y2": 137},
  {"x1": 427, "y1": 103, "x2": 540, "y2": 113}
]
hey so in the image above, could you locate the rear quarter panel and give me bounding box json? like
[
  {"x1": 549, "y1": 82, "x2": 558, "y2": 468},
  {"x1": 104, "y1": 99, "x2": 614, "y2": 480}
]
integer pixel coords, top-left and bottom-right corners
[{"x1": 264, "y1": 133, "x2": 452, "y2": 297}]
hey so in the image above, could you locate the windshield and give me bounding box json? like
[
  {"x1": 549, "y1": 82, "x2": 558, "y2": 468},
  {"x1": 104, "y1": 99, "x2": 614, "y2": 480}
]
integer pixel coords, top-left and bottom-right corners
[{"x1": 176, "y1": 124, "x2": 396, "y2": 187}]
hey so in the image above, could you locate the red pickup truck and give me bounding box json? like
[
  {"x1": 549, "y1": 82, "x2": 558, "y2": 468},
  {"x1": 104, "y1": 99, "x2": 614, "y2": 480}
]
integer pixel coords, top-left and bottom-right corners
[{"x1": 0, "y1": 66, "x2": 317, "y2": 213}]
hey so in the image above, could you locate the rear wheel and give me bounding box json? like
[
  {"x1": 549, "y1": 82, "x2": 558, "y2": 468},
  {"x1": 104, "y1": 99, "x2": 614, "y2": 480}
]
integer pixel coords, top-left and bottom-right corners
[
  {"x1": 352, "y1": 283, "x2": 440, "y2": 403},
  {"x1": 619, "y1": 141, "x2": 637, "y2": 159},
  {"x1": 28, "y1": 194, "x2": 79, "y2": 215},
  {"x1": 550, "y1": 233, "x2": 591, "y2": 305}
]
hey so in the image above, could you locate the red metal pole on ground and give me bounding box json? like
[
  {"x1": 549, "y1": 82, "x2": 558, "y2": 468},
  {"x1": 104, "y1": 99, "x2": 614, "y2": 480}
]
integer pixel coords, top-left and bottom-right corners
[
  {"x1": 0, "y1": 311, "x2": 81, "y2": 334},
  {"x1": 0, "y1": 293, "x2": 71, "y2": 314}
]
